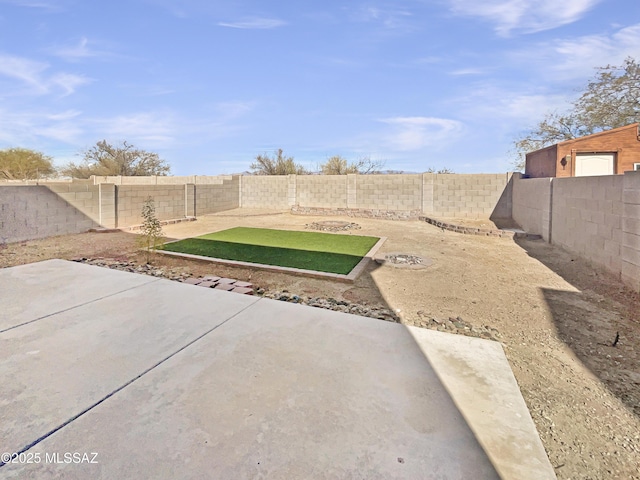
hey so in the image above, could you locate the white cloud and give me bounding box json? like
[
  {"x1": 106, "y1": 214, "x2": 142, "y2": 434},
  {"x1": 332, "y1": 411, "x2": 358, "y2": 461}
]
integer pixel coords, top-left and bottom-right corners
[
  {"x1": 0, "y1": 53, "x2": 90, "y2": 96},
  {"x1": 507, "y1": 23, "x2": 640, "y2": 83},
  {"x1": 0, "y1": 108, "x2": 84, "y2": 145},
  {"x1": 0, "y1": 0, "x2": 61, "y2": 10},
  {"x1": 50, "y1": 73, "x2": 91, "y2": 96},
  {"x1": 93, "y1": 112, "x2": 177, "y2": 146},
  {"x1": 214, "y1": 101, "x2": 255, "y2": 119},
  {"x1": 457, "y1": 87, "x2": 570, "y2": 125},
  {"x1": 0, "y1": 104, "x2": 254, "y2": 155},
  {"x1": 350, "y1": 5, "x2": 412, "y2": 29},
  {"x1": 548, "y1": 23, "x2": 640, "y2": 79},
  {"x1": 0, "y1": 54, "x2": 49, "y2": 93},
  {"x1": 449, "y1": 68, "x2": 485, "y2": 76},
  {"x1": 50, "y1": 37, "x2": 95, "y2": 61},
  {"x1": 447, "y1": 0, "x2": 601, "y2": 35},
  {"x1": 218, "y1": 17, "x2": 287, "y2": 29},
  {"x1": 378, "y1": 117, "x2": 464, "y2": 151}
]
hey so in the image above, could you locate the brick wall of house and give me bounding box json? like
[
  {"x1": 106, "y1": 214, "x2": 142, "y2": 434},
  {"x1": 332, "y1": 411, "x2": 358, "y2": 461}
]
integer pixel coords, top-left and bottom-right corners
[
  {"x1": 525, "y1": 123, "x2": 640, "y2": 178},
  {"x1": 525, "y1": 146, "x2": 557, "y2": 178},
  {"x1": 557, "y1": 124, "x2": 640, "y2": 176}
]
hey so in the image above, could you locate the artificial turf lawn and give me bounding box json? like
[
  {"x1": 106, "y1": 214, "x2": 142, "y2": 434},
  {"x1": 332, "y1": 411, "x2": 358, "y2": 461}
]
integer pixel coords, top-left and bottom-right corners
[{"x1": 162, "y1": 227, "x2": 380, "y2": 275}]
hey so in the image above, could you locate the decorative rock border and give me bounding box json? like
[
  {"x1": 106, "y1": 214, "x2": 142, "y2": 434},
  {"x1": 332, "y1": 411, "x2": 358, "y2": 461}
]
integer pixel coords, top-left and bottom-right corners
[
  {"x1": 88, "y1": 216, "x2": 198, "y2": 233},
  {"x1": 375, "y1": 253, "x2": 433, "y2": 269},
  {"x1": 258, "y1": 290, "x2": 400, "y2": 323},
  {"x1": 72, "y1": 258, "x2": 256, "y2": 295},
  {"x1": 416, "y1": 311, "x2": 501, "y2": 341},
  {"x1": 292, "y1": 206, "x2": 420, "y2": 220},
  {"x1": 305, "y1": 221, "x2": 361, "y2": 232},
  {"x1": 72, "y1": 258, "x2": 500, "y2": 341},
  {"x1": 419, "y1": 216, "x2": 522, "y2": 238},
  {"x1": 122, "y1": 216, "x2": 197, "y2": 232}
]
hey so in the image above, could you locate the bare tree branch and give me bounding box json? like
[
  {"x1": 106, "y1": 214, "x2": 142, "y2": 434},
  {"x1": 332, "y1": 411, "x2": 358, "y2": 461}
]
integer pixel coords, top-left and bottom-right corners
[
  {"x1": 249, "y1": 149, "x2": 307, "y2": 175},
  {"x1": 60, "y1": 140, "x2": 170, "y2": 178}
]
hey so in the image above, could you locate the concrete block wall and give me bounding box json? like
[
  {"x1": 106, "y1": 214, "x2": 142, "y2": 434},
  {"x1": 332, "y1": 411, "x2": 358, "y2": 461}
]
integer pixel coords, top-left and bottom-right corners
[
  {"x1": 0, "y1": 185, "x2": 99, "y2": 243},
  {"x1": 622, "y1": 171, "x2": 640, "y2": 290},
  {"x1": 91, "y1": 175, "x2": 232, "y2": 185},
  {"x1": 239, "y1": 175, "x2": 289, "y2": 208},
  {"x1": 116, "y1": 185, "x2": 187, "y2": 226},
  {"x1": 195, "y1": 176, "x2": 240, "y2": 215},
  {"x1": 355, "y1": 174, "x2": 422, "y2": 211},
  {"x1": 98, "y1": 184, "x2": 117, "y2": 228},
  {"x1": 297, "y1": 175, "x2": 348, "y2": 208},
  {"x1": 512, "y1": 177, "x2": 553, "y2": 241},
  {"x1": 551, "y1": 175, "x2": 624, "y2": 276},
  {"x1": 430, "y1": 173, "x2": 512, "y2": 218},
  {"x1": 89, "y1": 173, "x2": 513, "y2": 219},
  {"x1": 510, "y1": 172, "x2": 640, "y2": 290},
  {"x1": 46, "y1": 183, "x2": 101, "y2": 221}
]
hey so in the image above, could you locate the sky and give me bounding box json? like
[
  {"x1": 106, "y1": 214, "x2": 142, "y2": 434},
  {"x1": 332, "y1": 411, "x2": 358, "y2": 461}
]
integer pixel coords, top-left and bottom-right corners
[{"x1": 0, "y1": 0, "x2": 639, "y2": 175}]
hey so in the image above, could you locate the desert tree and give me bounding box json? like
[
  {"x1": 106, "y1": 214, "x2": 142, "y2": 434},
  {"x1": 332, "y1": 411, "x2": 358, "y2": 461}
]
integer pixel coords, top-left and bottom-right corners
[
  {"x1": 0, "y1": 148, "x2": 57, "y2": 180},
  {"x1": 425, "y1": 167, "x2": 455, "y2": 174},
  {"x1": 138, "y1": 197, "x2": 165, "y2": 263},
  {"x1": 249, "y1": 148, "x2": 307, "y2": 175},
  {"x1": 574, "y1": 57, "x2": 640, "y2": 130},
  {"x1": 61, "y1": 140, "x2": 170, "y2": 178},
  {"x1": 319, "y1": 155, "x2": 385, "y2": 174}
]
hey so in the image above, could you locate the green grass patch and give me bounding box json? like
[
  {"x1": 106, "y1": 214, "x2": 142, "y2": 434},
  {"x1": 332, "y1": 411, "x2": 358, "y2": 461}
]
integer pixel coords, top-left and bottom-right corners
[{"x1": 162, "y1": 227, "x2": 380, "y2": 275}]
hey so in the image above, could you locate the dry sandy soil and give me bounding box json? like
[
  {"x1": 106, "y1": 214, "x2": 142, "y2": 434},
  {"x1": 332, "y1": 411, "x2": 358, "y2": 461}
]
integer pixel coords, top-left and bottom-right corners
[{"x1": 1, "y1": 208, "x2": 639, "y2": 479}]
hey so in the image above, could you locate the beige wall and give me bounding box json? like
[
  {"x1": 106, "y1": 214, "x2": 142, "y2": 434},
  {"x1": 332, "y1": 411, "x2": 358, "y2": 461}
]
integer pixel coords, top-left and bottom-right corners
[
  {"x1": 512, "y1": 172, "x2": 640, "y2": 291},
  {"x1": 356, "y1": 174, "x2": 422, "y2": 211},
  {"x1": 91, "y1": 175, "x2": 234, "y2": 185},
  {"x1": 622, "y1": 171, "x2": 640, "y2": 290},
  {"x1": 239, "y1": 175, "x2": 290, "y2": 209},
  {"x1": 552, "y1": 175, "x2": 624, "y2": 275},
  {"x1": 90, "y1": 173, "x2": 513, "y2": 218},
  {"x1": 3, "y1": 171, "x2": 640, "y2": 290},
  {"x1": 116, "y1": 185, "x2": 187, "y2": 227},
  {"x1": 0, "y1": 185, "x2": 100, "y2": 243},
  {"x1": 195, "y1": 177, "x2": 240, "y2": 215},
  {"x1": 512, "y1": 177, "x2": 552, "y2": 241},
  {"x1": 428, "y1": 173, "x2": 513, "y2": 218},
  {"x1": 297, "y1": 175, "x2": 348, "y2": 208}
]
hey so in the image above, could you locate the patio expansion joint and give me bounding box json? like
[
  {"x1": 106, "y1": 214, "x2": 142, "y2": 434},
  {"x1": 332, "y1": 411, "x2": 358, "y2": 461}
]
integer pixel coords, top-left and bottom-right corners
[
  {"x1": 0, "y1": 278, "x2": 162, "y2": 334},
  {"x1": 0, "y1": 295, "x2": 262, "y2": 469}
]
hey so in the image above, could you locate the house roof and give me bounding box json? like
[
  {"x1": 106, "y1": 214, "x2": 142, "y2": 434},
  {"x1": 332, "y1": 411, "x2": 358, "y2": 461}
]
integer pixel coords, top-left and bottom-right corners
[
  {"x1": 526, "y1": 122, "x2": 640, "y2": 156},
  {"x1": 556, "y1": 122, "x2": 639, "y2": 147}
]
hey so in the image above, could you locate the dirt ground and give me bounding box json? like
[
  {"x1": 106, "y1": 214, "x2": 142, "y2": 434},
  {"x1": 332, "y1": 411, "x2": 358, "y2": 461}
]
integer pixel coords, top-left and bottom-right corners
[{"x1": 2, "y1": 208, "x2": 639, "y2": 479}]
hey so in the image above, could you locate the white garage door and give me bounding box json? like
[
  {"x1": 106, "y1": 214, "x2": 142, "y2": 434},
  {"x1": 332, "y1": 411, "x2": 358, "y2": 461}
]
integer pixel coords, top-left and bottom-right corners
[{"x1": 575, "y1": 153, "x2": 615, "y2": 177}]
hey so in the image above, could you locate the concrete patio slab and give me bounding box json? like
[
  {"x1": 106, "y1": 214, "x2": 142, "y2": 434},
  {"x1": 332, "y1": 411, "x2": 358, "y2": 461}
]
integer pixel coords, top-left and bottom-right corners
[
  {"x1": 0, "y1": 260, "x2": 555, "y2": 479},
  {"x1": 1, "y1": 264, "x2": 260, "y2": 461},
  {"x1": 0, "y1": 260, "x2": 158, "y2": 332}
]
